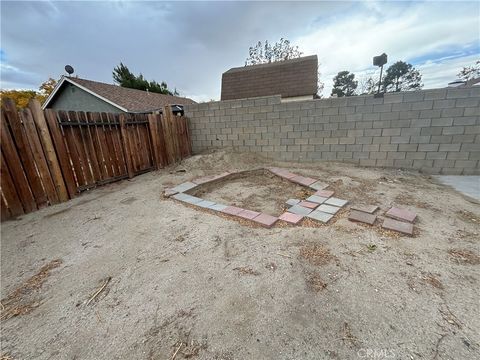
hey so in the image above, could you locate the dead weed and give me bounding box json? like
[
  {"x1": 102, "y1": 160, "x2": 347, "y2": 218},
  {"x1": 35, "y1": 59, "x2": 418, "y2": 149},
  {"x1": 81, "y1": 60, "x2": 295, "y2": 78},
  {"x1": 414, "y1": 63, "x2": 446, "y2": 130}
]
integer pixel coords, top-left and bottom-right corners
[
  {"x1": 457, "y1": 210, "x2": 480, "y2": 225},
  {"x1": 0, "y1": 259, "x2": 62, "y2": 321},
  {"x1": 306, "y1": 273, "x2": 327, "y2": 292},
  {"x1": 448, "y1": 249, "x2": 480, "y2": 265},
  {"x1": 299, "y1": 243, "x2": 334, "y2": 266},
  {"x1": 233, "y1": 267, "x2": 260, "y2": 276}
]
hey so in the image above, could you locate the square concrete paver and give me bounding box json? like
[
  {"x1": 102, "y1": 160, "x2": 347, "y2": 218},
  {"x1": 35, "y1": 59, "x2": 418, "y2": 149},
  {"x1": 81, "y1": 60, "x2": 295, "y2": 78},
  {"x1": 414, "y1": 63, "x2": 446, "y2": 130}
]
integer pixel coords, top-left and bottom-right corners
[
  {"x1": 298, "y1": 201, "x2": 319, "y2": 209},
  {"x1": 306, "y1": 195, "x2": 328, "y2": 204},
  {"x1": 196, "y1": 200, "x2": 216, "y2": 209},
  {"x1": 317, "y1": 204, "x2": 341, "y2": 214},
  {"x1": 164, "y1": 188, "x2": 178, "y2": 197},
  {"x1": 315, "y1": 190, "x2": 334, "y2": 198},
  {"x1": 171, "y1": 182, "x2": 197, "y2": 193},
  {"x1": 172, "y1": 193, "x2": 204, "y2": 205},
  {"x1": 286, "y1": 199, "x2": 301, "y2": 206},
  {"x1": 268, "y1": 167, "x2": 296, "y2": 179},
  {"x1": 307, "y1": 210, "x2": 334, "y2": 223},
  {"x1": 221, "y1": 206, "x2": 244, "y2": 216},
  {"x1": 351, "y1": 204, "x2": 379, "y2": 214},
  {"x1": 382, "y1": 218, "x2": 414, "y2": 235},
  {"x1": 386, "y1": 207, "x2": 417, "y2": 223},
  {"x1": 290, "y1": 175, "x2": 317, "y2": 186},
  {"x1": 287, "y1": 204, "x2": 313, "y2": 216},
  {"x1": 309, "y1": 181, "x2": 329, "y2": 190},
  {"x1": 252, "y1": 213, "x2": 278, "y2": 228},
  {"x1": 238, "y1": 209, "x2": 261, "y2": 220},
  {"x1": 325, "y1": 197, "x2": 348, "y2": 207},
  {"x1": 278, "y1": 212, "x2": 304, "y2": 224},
  {"x1": 348, "y1": 210, "x2": 376, "y2": 225},
  {"x1": 207, "y1": 203, "x2": 228, "y2": 212}
]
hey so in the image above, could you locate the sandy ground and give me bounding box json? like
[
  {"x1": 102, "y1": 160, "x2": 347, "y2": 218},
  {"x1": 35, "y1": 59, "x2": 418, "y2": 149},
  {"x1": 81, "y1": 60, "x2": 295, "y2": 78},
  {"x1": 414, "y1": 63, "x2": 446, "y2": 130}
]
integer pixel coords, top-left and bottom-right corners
[{"x1": 1, "y1": 150, "x2": 479, "y2": 360}]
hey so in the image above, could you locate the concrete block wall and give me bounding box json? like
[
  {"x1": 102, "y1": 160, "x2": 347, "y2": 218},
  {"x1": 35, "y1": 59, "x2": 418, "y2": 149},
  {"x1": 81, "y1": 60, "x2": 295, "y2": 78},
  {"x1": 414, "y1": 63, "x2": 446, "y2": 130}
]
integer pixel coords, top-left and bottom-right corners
[{"x1": 185, "y1": 87, "x2": 480, "y2": 174}]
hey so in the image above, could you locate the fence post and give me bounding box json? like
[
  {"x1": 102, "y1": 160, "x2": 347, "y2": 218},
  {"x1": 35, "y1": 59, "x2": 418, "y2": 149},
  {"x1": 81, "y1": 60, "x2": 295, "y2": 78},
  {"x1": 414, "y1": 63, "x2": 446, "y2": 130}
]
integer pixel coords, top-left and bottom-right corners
[
  {"x1": 44, "y1": 109, "x2": 78, "y2": 198},
  {"x1": 119, "y1": 115, "x2": 134, "y2": 178},
  {"x1": 29, "y1": 100, "x2": 69, "y2": 202}
]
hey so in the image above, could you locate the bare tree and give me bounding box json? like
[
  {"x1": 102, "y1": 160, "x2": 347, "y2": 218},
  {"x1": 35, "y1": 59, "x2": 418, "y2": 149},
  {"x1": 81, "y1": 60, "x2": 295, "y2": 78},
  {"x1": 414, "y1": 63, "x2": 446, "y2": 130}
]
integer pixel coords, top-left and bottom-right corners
[
  {"x1": 457, "y1": 60, "x2": 480, "y2": 81},
  {"x1": 245, "y1": 38, "x2": 303, "y2": 66}
]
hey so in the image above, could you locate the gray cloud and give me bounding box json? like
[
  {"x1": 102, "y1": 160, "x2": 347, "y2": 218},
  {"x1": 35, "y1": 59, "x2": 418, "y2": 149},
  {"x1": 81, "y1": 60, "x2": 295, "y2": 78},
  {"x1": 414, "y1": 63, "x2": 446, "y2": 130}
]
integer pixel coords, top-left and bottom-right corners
[{"x1": 1, "y1": 1, "x2": 478, "y2": 100}]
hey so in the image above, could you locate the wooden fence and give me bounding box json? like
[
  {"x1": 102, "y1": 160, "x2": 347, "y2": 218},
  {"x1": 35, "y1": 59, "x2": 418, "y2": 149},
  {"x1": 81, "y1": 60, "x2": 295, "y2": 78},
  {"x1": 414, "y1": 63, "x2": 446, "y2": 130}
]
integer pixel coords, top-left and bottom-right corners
[{"x1": 0, "y1": 98, "x2": 192, "y2": 221}]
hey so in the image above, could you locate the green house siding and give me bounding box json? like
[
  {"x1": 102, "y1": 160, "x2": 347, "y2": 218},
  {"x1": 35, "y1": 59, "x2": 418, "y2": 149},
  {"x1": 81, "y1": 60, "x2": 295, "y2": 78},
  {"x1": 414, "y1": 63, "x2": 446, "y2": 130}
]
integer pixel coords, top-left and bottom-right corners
[{"x1": 48, "y1": 83, "x2": 124, "y2": 113}]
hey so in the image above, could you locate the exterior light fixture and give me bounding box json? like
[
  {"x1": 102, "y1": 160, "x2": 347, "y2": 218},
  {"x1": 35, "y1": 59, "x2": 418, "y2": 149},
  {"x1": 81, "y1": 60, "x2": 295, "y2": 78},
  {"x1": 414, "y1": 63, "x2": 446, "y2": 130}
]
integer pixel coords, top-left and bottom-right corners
[{"x1": 373, "y1": 53, "x2": 387, "y2": 98}]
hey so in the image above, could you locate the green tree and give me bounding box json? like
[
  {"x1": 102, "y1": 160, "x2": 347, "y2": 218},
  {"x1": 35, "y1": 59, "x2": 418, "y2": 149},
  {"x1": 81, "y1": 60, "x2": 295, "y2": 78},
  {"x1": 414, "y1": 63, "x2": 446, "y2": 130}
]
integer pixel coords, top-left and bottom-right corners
[
  {"x1": 383, "y1": 61, "x2": 423, "y2": 92},
  {"x1": 112, "y1": 62, "x2": 177, "y2": 95},
  {"x1": 331, "y1": 71, "x2": 358, "y2": 97},
  {"x1": 245, "y1": 38, "x2": 303, "y2": 66},
  {"x1": 37, "y1": 78, "x2": 57, "y2": 103},
  {"x1": 457, "y1": 60, "x2": 480, "y2": 81}
]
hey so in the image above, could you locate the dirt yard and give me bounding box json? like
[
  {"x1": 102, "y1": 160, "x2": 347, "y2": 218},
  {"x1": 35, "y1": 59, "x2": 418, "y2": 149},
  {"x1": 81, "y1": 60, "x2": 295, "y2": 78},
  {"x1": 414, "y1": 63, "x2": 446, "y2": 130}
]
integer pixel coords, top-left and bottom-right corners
[{"x1": 1, "y1": 150, "x2": 479, "y2": 359}]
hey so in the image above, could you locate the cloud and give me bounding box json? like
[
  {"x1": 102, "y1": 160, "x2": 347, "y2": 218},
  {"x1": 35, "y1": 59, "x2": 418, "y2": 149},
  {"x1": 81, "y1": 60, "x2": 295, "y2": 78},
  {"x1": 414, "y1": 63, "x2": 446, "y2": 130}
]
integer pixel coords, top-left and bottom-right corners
[
  {"x1": 294, "y1": 1, "x2": 479, "y2": 95},
  {"x1": 0, "y1": 1, "x2": 478, "y2": 100}
]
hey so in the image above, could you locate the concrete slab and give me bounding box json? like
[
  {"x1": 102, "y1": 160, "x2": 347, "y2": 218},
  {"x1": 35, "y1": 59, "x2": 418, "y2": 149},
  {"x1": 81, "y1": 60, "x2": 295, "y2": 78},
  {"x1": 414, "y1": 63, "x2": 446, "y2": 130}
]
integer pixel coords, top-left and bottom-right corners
[
  {"x1": 252, "y1": 213, "x2": 278, "y2": 228},
  {"x1": 348, "y1": 210, "x2": 376, "y2": 225},
  {"x1": 238, "y1": 209, "x2": 261, "y2": 220},
  {"x1": 172, "y1": 193, "x2": 203, "y2": 205},
  {"x1": 222, "y1": 206, "x2": 244, "y2": 216},
  {"x1": 278, "y1": 212, "x2": 304, "y2": 224},
  {"x1": 434, "y1": 175, "x2": 480, "y2": 202},
  {"x1": 317, "y1": 204, "x2": 341, "y2": 214},
  {"x1": 386, "y1": 207, "x2": 416, "y2": 223},
  {"x1": 298, "y1": 201, "x2": 319, "y2": 209},
  {"x1": 164, "y1": 188, "x2": 178, "y2": 197},
  {"x1": 207, "y1": 203, "x2": 228, "y2": 212},
  {"x1": 325, "y1": 197, "x2": 348, "y2": 207},
  {"x1": 351, "y1": 204, "x2": 379, "y2": 214},
  {"x1": 291, "y1": 175, "x2": 317, "y2": 186},
  {"x1": 307, "y1": 210, "x2": 334, "y2": 223},
  {"x1": 382, "y1": 218, "x2": 414, "y2": 235},
  {"x1": 286, "y1": 199, "x2": 301, "y2": 206},
  {"x1": 268, "y1": 167, "x2": 296, "y2": 179},
  {"x1": 315, "y1": 190, "x2": 334, "y2": 198},
  {"x1": 306, "y1": 195, "x2": 328, "y2": 204},
  {"x1": 287, "y1": 204, "x2": 313, "y2": 216},
  {"x1": 309, "y1": 181, "x2": 329, "y2": 190},
  {"x1": 196, "y1": 200, "x2": 216, "y2": 208},
  {"x1": 171, "y1": 182, "x2": 197, "y2": 193}
]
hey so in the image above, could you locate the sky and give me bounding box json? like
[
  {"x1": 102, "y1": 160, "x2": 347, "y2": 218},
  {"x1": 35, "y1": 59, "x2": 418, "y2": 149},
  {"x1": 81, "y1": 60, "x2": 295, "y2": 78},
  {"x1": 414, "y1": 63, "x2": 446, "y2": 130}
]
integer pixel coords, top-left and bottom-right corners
[{"x1": 1, "y1": 0, "x2": 479, "y2": 102}]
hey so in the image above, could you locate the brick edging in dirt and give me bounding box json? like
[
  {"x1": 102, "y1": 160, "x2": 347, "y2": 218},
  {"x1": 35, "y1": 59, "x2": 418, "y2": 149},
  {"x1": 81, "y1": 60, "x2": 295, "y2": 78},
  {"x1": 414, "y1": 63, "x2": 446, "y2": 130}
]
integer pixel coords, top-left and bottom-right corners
[{"x1": 165, "y1": 167, "x2": 418, "y2": 235}]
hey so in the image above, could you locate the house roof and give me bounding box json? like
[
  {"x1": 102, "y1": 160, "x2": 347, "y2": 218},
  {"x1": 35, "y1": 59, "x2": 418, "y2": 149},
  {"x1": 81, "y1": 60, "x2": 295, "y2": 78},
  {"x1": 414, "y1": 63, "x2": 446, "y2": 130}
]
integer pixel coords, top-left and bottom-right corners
[
  {"x1": 42, "y1": 76, "x2": 196, "y2": 112},
  {"x1": 221, "y1": 55, "x2": 318, "y2": 100}
]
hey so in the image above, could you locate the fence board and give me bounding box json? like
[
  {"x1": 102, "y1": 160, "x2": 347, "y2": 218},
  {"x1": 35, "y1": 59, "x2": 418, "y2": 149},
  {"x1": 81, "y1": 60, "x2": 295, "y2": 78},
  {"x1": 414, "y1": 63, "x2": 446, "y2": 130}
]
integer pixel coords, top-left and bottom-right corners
[
  {"x1": 1, "y1": 150, "x2": 24, "y2": 216},
  {"x1": 59, "y1": 111, "x2": 85, "y2": 187},
  {"x1": 0, "y1": 112, "x2": 36, "y2": 212},
  {"x1": 119, "y1": 115, "x2": 134, "y2": 178},
  {"x1": 79, "y1": 111, "x2": 101, "y2": 183},
  {"x1": 44, "y1": 109, "x2": 77, "y2": 198},
  {"x1": 21, "y1": 108, "x2": 59, "y2": 204},
  {"x1": 2, "y1": 98, "x2": 48, "y2": 208},
  {"x1": 29, "y1": 100, "x2": 69, "y2": 202}
]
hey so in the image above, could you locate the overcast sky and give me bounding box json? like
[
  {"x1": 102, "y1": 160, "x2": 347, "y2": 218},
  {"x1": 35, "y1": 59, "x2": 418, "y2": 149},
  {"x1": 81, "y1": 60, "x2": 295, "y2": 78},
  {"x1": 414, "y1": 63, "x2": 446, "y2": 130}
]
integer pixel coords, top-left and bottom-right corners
[{"x1": 1, "y1": 1, "x2": 479, "y2": 101}]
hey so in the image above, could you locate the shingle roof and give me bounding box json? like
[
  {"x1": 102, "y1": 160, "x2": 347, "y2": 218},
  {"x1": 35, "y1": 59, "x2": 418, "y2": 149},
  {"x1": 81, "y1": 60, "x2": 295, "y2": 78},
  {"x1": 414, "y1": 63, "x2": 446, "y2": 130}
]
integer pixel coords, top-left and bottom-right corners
[
  {"x1": 67, "y1": 77, "x2": 196, "y2": 112},
  {"x1": 221, "y1": 55, "x2": 318, "y2": 100}
]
